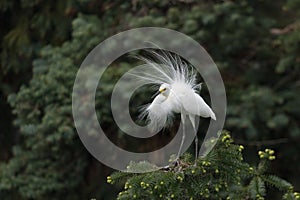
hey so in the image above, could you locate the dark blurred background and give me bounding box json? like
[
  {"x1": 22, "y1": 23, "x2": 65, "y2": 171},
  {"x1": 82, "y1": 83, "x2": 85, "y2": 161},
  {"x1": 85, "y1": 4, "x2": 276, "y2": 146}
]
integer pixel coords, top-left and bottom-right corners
[{"x1": 0, "y1": 0, "x2": 299, "y2": 199}]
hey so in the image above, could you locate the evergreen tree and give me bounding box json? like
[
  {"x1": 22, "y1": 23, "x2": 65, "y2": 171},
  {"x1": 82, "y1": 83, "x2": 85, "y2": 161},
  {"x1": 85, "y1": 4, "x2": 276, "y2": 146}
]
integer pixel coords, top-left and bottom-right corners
[
  {"x1": 0, "y1": 0, "x2": 299, "y2": 199},
  {"x1": 108, "y1": 132, "x2": 299, "y2": 200}
]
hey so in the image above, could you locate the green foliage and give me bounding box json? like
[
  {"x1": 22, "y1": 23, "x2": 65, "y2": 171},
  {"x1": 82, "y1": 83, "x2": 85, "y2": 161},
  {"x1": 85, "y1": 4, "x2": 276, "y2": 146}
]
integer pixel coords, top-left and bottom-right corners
[
  {"x1": 0, "y1": 0, "x2": 74, "y2": 167},
  {"x1": 109, "y1": 132, "x2": 299, "y2": 200},
  {"x1": 0, "y1": 0, "x2": 300, "y2": 199},
  {"x1": 0, "y1": 14, "x2": 102, "y2": 199}
]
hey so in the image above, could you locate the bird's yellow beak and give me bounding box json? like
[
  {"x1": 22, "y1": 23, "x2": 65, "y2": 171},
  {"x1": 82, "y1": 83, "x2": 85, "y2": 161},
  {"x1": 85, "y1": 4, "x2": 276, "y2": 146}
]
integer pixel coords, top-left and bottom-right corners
[{"x1": 159, "y1": 88, "x2": 166, "y2": 93}]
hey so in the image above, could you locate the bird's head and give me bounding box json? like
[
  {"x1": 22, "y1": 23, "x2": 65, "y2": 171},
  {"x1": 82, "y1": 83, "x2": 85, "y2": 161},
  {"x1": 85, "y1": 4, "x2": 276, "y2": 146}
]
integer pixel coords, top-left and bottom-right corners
[{"x1": 159, "y1": 83, "x2": 171, "y2": 97}]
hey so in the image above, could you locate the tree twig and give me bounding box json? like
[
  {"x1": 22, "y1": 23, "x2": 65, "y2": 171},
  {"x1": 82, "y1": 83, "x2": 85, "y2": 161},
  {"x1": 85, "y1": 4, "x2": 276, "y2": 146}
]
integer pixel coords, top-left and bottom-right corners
[
  {"x1": 234, "y1": 138, "x2": 290, "y2": 147},
  {"x1": 270, "y1": 22, "x2": 300, "y2": 35}
]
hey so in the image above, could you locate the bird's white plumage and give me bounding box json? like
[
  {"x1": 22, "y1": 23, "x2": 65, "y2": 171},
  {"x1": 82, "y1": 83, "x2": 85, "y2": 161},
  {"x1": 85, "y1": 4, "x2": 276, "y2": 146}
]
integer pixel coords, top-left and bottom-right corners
[
  {"x1": 131, "y1": 50, "x2": 216, "y2": 162},
  {"x1": 132, "y1": 51, "x2": 216, "y2": 133}
]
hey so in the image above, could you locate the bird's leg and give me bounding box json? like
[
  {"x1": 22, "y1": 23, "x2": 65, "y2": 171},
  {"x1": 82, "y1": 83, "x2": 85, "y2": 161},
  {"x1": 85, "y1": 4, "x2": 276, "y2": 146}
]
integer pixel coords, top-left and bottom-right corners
[
  {"x1": 164, "y1": 114, "x2": 185, "y2": 169},
  {"x1": 194, "y1": 131, "x2": 198, "y2": 166},
  {"x1": 176, "y1": 113, "x2": 186, "y2": 161},
  {"x1": 189, "y1": 115, "x2": 198, "y2": 166}
]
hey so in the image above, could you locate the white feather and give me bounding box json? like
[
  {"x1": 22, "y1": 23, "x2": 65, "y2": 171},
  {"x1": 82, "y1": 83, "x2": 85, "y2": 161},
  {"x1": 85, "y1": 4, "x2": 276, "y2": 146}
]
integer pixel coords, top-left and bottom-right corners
[{"x1": 132, "y1": 51, "x2": 216, "y2": 132}]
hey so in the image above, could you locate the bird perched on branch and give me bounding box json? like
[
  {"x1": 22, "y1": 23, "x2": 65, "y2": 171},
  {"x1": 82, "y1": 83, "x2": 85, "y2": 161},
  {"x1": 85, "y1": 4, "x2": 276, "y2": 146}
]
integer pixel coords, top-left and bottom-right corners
[{"x1": 132, "y1": 50, "x2": 216, "y2": 165}]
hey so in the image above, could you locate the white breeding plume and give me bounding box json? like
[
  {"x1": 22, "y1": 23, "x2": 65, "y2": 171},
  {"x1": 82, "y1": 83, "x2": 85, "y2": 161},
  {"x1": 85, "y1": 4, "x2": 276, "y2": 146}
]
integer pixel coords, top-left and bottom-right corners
[{"x1": 131, "y1": 50, "x2": 216, "y2": 163}]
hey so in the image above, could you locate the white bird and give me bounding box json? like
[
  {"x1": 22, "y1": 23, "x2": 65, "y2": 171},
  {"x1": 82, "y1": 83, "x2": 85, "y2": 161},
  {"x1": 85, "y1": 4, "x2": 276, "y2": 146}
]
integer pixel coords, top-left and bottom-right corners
[{"x1": 132, "y1": 50, "x2": 216, "y2": 164}]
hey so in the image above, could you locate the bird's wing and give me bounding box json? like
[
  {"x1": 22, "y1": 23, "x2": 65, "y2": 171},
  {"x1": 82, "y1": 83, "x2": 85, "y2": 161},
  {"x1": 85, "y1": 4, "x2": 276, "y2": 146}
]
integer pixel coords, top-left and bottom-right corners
[
  {"x1": 180, "y1": 91, "x2": 216, "y2": 120},
  {"x1": 194, "y1": 93, "x2": 216, "y2": 120}
]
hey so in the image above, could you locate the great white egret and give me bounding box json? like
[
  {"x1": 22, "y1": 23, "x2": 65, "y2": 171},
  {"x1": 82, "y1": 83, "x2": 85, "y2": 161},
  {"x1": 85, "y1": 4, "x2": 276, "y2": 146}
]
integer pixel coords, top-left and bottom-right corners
[{"x1": 132, "y1": 50, "x2": 216, "y2": 164}]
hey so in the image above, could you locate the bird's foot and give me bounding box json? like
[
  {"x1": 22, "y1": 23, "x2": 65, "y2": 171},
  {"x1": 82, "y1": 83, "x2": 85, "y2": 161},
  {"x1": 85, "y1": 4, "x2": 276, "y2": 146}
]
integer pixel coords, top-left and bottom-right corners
[
  {"x1": 162, "y1": 158, "x2": 180, "y2": 170},
  {"x1": 172, "y1": 159, "x2": 180, "y2": 167},
  {"x1": 193, "y1": 161, "x2": 197, "y2": 167}
]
